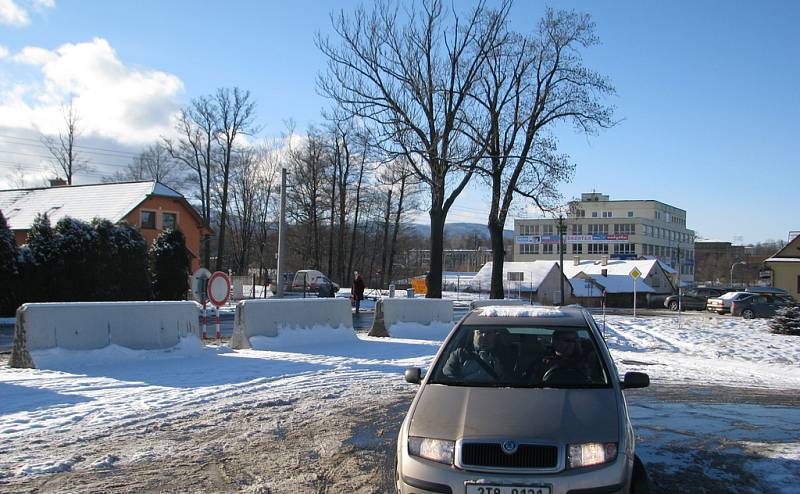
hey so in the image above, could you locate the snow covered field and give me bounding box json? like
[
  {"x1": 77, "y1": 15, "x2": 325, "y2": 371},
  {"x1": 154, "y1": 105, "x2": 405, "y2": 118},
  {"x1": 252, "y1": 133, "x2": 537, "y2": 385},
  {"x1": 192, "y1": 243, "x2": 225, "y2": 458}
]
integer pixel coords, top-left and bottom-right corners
[{"x1": 1, "y1": 313, "x2": 799, "y2": 491}]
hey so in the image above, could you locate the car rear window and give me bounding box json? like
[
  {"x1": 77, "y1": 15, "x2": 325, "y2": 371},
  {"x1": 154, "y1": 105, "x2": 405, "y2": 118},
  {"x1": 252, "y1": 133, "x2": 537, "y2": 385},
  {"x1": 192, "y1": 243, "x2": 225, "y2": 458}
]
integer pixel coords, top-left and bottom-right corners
[{"x1": 429, "y1": 325, "x2": 610, "y2": 388}]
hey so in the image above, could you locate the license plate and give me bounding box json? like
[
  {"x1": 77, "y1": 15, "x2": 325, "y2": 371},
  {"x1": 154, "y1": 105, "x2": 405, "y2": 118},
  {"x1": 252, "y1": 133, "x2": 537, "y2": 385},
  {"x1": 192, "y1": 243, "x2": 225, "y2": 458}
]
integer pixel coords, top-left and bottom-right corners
[{"x1": 465, "y1": 484, "x2": 551, "y2": 494}]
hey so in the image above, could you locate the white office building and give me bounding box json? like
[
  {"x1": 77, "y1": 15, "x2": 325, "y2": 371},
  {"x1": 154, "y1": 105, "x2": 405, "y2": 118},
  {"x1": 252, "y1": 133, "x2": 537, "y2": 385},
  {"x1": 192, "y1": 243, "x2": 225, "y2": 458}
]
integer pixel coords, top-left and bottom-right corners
[{"x1": 514, "y1": 192, "x2": 695, "y2": 281}]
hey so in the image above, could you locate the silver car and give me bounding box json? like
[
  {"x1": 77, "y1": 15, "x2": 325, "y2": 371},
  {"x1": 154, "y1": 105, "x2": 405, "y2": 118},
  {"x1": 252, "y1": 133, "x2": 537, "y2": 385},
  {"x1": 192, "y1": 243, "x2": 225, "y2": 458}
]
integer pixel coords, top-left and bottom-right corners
[{"x1": 396, "y1": 306, "x2": 649, "y2": 494}]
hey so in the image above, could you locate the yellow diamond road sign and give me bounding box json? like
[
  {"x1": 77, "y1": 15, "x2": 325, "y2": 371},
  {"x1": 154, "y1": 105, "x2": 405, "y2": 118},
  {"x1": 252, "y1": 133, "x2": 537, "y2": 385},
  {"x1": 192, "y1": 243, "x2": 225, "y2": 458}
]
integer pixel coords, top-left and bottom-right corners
[{"x1": 630, "y1": 267, "x2": 642, "y2": 279}]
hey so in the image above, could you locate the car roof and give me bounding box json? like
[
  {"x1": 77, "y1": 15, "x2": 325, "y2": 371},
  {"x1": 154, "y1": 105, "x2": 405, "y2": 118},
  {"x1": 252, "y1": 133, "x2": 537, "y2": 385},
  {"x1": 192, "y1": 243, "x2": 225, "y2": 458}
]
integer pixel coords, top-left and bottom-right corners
[{"x1": 462, "y1": 305, "x2": 590, "y2": 328}]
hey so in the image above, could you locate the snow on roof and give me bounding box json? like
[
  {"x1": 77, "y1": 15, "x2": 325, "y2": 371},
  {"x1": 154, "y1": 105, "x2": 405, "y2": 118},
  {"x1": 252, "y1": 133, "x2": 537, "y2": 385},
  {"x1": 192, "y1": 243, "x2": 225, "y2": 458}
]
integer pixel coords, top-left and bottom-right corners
[
  {"x1": 765, "y1": 257, "x2": 800, "y2": 263},
  {"x1": 586, "y1": 274, "x2": 655, "y2": 294},
  {"x1": 0, "y1": 181, "x2": 183, "y2": 231},
  {"x1": 469, "y1": 261, "x2": 560, "y2": 292},
  {"x1": 562, "y1": 258, "x2": 673, "y2": 278},
  {"x1": 479, "y1": 306, "x2": 566, "y2": 318}
]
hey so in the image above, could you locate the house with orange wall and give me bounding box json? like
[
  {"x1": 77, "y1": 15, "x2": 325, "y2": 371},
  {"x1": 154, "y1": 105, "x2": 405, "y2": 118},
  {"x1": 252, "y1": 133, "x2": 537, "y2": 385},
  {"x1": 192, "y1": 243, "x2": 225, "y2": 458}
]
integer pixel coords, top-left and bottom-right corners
[{"x1": 0, "y1": 181, "x2": 213, "y2": 272}]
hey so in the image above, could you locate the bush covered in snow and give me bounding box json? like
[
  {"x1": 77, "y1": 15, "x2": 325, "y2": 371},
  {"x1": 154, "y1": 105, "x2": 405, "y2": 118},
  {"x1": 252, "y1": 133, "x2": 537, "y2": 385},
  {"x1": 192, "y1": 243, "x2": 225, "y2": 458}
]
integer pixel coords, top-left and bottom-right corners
[
  {"x1": 150, "y1": 228, "x2": 191, "y2": 300},
  {"x1": 769, "y1": 305, "x2": 800, "y2": 336},
  {"x1": 0, "y1": 214, "x2": 155, "y2": 315},
  {"x1": 0, "y1": 209, "x2": 19, "y2": 314}
]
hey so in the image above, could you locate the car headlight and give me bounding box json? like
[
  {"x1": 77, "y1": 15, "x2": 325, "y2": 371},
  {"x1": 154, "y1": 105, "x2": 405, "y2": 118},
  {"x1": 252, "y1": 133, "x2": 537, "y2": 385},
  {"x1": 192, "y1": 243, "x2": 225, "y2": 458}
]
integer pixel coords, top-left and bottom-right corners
[
  {"x1": 567, "y1": 442, "x2": 618, "y2": 468},
  {"x1": 408, "y1": 436, "x2": 455, "y2": 464}
]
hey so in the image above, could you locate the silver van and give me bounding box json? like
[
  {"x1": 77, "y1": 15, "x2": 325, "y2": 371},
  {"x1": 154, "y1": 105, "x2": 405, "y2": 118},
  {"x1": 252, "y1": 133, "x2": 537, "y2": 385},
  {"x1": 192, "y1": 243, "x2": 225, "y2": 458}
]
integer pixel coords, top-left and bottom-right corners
[{"x1": 396, "y1": 306, "x2": 649, "y2": 494}]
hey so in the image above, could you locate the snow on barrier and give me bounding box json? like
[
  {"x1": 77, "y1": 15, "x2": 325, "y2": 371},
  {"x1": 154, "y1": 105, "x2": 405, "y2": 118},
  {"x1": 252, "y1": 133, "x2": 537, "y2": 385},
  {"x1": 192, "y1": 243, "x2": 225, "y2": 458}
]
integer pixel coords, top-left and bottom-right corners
[
  {"x1": 9, "y1": 301, "x2": 201, "y2": 369},
  {"x1": 470, "y1": 299, "x2": 531, "y2": 310},
  {"x1": 369, "y1": 298, "x2": 453, "y2": 339},
  {"x1": 230, "y1": 298, "x2": 354, "y2": 350}
]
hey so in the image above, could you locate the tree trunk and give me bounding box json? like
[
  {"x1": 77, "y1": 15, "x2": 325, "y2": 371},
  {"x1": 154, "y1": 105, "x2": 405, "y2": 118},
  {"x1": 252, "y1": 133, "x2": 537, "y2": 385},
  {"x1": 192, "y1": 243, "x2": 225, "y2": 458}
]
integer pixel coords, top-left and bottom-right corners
[
  {"x1": 427, "y1": 206, "x2": 445, "y2": 298},
  {"x1": 347, "y1": 156, "x2": 366, "y2": 279},
  {"x1": 378, "y1": 189, "x2": 392, "y2": 289},
  {"x1": 327, "y1": 164, "x2": 337, "y2": 277},
  {"x1": 488, "y1": 217, "x2": 506, "y2": 299},
  {"x1": 386, "y1": 174, "x2": 406, "y2": 286}
]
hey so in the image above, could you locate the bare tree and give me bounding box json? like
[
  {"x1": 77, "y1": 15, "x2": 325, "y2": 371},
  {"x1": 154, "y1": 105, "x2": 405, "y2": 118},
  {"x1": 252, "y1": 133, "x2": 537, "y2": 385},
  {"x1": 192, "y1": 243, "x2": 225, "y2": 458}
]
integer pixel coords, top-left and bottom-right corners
[
  {"x1": 104, "y1": 143, "x2": 185, "y2": 189},
  {"x1": 43, "y1": 101, "x2": 90, "y2": 185},
  {"x1": 164, "y1": 96, "x2": 218, "y2": 267},
  {"x1": 469, "y1": 9, "x2": 615, "y2": 298},
  {"x1": 318, "y1": 0, "x2": 510, "y2": 298},
  {"x1": 213, "y1": 87, "x2": 258, "y2": 272}
]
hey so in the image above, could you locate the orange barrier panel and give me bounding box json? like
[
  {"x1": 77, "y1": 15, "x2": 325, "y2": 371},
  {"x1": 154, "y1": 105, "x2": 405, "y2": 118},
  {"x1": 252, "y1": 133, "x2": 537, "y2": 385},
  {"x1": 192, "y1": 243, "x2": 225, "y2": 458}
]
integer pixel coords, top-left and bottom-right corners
[{"x1": 411, "y1": 277, "x2": 428, "y2": 296}]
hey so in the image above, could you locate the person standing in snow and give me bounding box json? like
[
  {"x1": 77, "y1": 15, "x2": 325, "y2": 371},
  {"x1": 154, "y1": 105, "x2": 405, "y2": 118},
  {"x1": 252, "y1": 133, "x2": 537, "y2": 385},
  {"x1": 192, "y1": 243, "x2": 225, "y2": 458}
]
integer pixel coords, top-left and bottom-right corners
[{"x1": 351, "y1": 271, "x2": 365, "y2": 313}]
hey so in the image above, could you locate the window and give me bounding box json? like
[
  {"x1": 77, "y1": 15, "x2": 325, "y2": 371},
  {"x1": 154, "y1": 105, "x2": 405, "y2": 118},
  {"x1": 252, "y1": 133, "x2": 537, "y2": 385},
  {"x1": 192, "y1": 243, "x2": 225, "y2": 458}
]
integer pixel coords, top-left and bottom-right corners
[
  {"x1": 627, "y1": 211, "x2": 634, "y2": 217},
  {"x1": 614, "y1": 243, "x2": 636, "y2": 254},
  {"x1": 162, "y1": 212, "x2": 177, "y2": 230},
  {"x1": 614, "y1": 224, "x2": 635, "y2": 235},
  {"x1": 588, "y1": 224, "x2": 608, "y2": 235},
  {"x1": 588, "y1": 243, "x2": 609, "y2": 254},
  {"x1": 508, "y1": 272, "x2": 524, "y2": 281},
  {"x1": 571, "y1": 224, "x2": 583, "y2": 235},
  {"x1": 520, "y1": 244, "x2": 539, "y2": 255},
  {"x1": 543, "y1": 244, "x2": 554, "y2": 254},
  {"x1": 141, "y1": 210, "x2": 156, "y2": 229},
  {"x1": 591, "y1": 211, "x2": 598, "y2": 218},
  {"x1": 572, "y1": 244, "x2": 583, "y2": 254},
  {"x1": 602, "y1": 211, "x2": 613, "y2": 218},
  {"x1": 543, "y1": 224, "x2": 554, "y2": 235}
]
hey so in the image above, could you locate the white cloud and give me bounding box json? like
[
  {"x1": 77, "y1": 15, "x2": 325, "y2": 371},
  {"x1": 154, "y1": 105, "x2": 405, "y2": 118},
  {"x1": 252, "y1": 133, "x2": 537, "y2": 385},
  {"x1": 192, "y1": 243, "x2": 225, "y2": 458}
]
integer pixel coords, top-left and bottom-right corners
[
  {"x1": 0, "y1": 38, "x2": 185, "y2": 145},
  {"x1": 0, "y1": 0, "x2": 29, "y2": 26},
  {"x1": 0, "y1": 45, "x2": 9, "y2": 59},
  {"x1": 32, "y1": 0, "x2": 55, "y2": 10}
]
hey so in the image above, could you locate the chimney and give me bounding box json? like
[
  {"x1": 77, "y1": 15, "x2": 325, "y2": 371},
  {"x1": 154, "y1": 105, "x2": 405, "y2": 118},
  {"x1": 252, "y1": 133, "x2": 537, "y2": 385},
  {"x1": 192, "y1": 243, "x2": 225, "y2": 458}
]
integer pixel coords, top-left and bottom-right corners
[
  {"x1": 49, "y1": 178, "x2": 67, "y2": 187},
  {"x1": 601, "y1": 255, "x2": 608, "y2": 266},
  {"x1": 573, "y1": 256, "x2": 580, "y2": 266},
  {"x1": 601, "y1": 268, "x2": 608, "y2": 277}
]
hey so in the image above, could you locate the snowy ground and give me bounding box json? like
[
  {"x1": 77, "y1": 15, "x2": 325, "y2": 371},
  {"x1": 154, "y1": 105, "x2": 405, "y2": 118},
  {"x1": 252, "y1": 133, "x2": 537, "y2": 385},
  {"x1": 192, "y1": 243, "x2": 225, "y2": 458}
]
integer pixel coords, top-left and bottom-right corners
[{"x1": 1, "y1": 313, "x2": 799, "y2": 492}]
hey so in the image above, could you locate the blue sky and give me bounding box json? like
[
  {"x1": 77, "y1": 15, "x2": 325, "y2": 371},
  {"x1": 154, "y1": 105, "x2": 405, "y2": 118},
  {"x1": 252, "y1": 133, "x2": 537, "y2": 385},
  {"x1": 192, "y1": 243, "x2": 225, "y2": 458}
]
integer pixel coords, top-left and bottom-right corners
[{"x1": 0, "y1": 0, "x2": 797, "y2": 244}]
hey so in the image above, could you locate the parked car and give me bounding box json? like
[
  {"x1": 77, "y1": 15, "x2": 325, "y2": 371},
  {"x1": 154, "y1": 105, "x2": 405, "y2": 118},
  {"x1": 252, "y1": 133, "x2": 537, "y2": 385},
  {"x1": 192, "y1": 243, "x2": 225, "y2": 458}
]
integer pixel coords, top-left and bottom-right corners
[
  {"x1": 397, "y1": 306, "x2": 649, "y2": 494},
  {"x1": 731, "y1": 294, "x2": 798, "y2": 319},
  {"x1": 664, "y1": 287, "x2": 727, "y2": 311},
  {"x1": 706, "y1": 292, "x2": 754, "y2": 314},
  {"x1": 268, "y1": 271, "x2": 294, "y2": 294},
  {"x1": 290, "y1": 269, "x2": 340, "y2": 296}
]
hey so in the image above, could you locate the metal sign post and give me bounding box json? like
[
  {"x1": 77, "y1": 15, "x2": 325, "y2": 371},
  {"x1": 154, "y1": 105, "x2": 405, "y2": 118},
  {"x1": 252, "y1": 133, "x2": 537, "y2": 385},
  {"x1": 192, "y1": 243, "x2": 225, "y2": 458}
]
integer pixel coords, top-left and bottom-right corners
[
  {"x1": 207, "y1": 271, "x2": 232, "y2": 340},
  {"x1": 630, "y1": 267, "x2": 642, "y2": 318},
  {"x1": 191, "y1": 268, "x2": 212, "y2": 340}
]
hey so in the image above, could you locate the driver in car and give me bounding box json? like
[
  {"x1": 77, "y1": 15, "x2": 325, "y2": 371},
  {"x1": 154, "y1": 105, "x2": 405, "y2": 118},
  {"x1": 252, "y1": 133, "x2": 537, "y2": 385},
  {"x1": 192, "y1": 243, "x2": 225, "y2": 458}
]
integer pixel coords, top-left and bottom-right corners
[{"x1": 442, "y1": 328, "x2": 507, "y2": 381}]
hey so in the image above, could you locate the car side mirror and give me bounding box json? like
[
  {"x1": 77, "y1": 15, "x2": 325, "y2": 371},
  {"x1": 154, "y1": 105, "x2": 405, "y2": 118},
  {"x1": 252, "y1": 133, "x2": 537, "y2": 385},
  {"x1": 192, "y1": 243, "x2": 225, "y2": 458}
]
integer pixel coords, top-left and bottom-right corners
[
  {"x1": 621, "y1": 371, "x2": 650, "y2": 389},
  {"x1": 404, "y1": 367, "x2": 422, "y2": 384}
]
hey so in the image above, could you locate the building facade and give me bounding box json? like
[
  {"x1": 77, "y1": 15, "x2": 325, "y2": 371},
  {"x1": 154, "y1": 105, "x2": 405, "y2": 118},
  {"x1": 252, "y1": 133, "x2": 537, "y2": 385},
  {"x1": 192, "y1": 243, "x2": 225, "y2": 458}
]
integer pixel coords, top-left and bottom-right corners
[
  {"x1": 763, "y1": 232, "x2": 800, "y2": 301},
  {"x1": 514, "y1": 192, "x2": 695, "y2": 281}
]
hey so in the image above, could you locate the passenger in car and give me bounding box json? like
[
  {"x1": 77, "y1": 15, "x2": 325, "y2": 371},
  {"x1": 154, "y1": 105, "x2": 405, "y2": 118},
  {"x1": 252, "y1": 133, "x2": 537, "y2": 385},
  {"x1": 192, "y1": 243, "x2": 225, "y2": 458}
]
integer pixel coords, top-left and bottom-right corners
[{"x1": 535, "y1": 329, "x2": 594, "y2": 384}]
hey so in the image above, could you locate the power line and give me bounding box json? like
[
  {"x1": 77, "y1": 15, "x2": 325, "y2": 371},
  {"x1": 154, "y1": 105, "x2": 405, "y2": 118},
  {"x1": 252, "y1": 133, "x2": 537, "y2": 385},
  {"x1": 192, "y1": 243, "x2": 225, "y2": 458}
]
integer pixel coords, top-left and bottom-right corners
[{"x1": 0, "y1": 133, "x2": 141, "y2": 158}]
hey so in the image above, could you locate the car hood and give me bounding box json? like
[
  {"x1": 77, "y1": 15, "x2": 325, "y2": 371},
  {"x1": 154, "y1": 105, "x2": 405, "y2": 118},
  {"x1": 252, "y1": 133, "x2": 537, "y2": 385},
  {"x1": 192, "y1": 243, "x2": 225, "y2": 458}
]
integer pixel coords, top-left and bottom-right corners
[{"x1": 409, "y1": 384, "x2": 620, "y2": 444}]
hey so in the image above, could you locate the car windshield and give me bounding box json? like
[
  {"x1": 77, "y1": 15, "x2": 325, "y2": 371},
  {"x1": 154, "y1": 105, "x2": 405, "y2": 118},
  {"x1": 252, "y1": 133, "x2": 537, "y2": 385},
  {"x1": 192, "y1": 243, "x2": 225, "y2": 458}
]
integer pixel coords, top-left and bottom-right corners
[{"x1": 429, "y1": 325, "x2": 610, "y2": 388}]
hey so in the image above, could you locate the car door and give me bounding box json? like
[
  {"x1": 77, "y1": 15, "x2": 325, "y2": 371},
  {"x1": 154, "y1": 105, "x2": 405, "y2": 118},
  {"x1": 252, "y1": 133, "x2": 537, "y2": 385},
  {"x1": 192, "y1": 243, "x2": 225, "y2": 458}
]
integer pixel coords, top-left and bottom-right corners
[{"x1": 683, "y1": 289, "x2": 701, "y2": 309}]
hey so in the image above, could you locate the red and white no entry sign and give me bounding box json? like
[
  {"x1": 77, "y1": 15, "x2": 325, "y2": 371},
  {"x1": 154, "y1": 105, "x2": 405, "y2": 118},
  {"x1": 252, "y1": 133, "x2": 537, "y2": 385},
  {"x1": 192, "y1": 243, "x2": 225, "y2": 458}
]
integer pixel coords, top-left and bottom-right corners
[{"x1": 207, "y1": 271, "x2": 231, "y2": 307}]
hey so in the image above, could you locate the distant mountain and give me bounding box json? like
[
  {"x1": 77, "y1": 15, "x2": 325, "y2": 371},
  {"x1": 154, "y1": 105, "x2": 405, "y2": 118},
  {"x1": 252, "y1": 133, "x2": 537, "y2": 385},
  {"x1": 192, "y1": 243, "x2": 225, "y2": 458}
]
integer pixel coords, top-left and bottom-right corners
[{"x1": 410, "y1": 222, "x2": 513, "y2": 240}]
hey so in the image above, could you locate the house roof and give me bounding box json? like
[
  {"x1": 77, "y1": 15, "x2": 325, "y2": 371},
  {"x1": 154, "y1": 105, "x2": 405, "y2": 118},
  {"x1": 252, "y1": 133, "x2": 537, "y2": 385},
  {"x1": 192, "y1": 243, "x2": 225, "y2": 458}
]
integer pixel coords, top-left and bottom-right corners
[
  {"x1": 562, "y1": 258, "x2": 674, "y2": 278},
  {"x1": 771, "y1": 234, "x2": 800, "y2": 259},
  {"x1": 571, "y1": 272, "x2": 655, "y2": 294},
  {"x1": 0, "y1": 181, "x2": 200, "y2": 231},
  {"x1": 469, "y1": 261, "x2": 563, "y2": 292}
]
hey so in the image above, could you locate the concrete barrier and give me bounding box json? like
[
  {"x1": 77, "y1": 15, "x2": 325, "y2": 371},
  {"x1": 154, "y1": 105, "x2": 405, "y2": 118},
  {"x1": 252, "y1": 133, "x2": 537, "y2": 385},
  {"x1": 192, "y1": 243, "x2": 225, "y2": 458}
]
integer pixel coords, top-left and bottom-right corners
[
  {"x1": 230, "y1": 298, "x2": 353, "y2": 350},
  {"x1": 470, "y1": 299, "x2": 531, "y2": 310},
  {"x1": 9, "y1": 301, "x2": 201, "y2": 369},
  {"x1": 368, "y1": 298, "x2": 453, "y2": 338}
]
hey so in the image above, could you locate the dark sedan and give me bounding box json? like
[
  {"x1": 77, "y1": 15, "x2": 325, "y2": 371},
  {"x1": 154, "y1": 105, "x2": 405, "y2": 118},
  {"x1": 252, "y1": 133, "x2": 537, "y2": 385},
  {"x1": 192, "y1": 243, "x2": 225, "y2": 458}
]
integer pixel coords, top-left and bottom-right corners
[
  {"x1": 664, "y1": 287, "x2": 727, "y2": 311},
  {"x1": 731, "y1": 295, "x2": 798, "y2": 319}
]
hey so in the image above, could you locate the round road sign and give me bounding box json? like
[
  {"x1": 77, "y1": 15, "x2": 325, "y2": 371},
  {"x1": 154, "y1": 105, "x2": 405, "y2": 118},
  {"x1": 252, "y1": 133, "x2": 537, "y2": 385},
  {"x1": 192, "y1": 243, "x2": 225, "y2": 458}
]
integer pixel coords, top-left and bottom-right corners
[
  {"x1": 191, "y1": 268, "x2": 212, "y2": 303},
  {"x1": 207, "y1": 271, "x2": 232, "y2": 307}
]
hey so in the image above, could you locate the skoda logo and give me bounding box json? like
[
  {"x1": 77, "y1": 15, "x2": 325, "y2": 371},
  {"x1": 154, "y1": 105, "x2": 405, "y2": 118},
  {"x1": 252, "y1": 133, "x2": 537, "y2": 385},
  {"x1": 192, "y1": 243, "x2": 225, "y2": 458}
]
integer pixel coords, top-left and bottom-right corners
[{"x1": 501, "y1": 440, "x2": 518, "y2": 455}]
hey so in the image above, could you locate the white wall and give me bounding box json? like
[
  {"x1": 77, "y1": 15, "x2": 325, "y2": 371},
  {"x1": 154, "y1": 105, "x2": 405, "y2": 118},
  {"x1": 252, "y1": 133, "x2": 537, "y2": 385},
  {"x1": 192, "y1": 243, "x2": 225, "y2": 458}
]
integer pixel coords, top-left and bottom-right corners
[
  {"x1": 230, "y1": 298, "x2": 353, "y2": 349},
  {"x1": 11, "y1": 301, "x2": 200, "y2": 368}
]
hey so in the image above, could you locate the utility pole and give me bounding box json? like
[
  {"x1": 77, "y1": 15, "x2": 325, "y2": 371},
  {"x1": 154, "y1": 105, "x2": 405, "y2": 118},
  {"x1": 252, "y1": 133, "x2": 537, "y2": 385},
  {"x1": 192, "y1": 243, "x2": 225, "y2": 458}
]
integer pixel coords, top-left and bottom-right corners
[
  {"x1": 276, "y1": 167, "x2": 287, "y2": 298},
  {"x1": 558, "y1": 214, "x2": 566, "y2": 306}
]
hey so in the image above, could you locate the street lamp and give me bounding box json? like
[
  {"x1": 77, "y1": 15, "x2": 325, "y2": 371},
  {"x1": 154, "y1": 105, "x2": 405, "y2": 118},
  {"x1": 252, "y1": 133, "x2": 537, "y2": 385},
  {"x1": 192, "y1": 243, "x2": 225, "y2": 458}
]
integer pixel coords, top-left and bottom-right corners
[{"x1": 730, "y1": 261, "x2": 746, "y2": 287}]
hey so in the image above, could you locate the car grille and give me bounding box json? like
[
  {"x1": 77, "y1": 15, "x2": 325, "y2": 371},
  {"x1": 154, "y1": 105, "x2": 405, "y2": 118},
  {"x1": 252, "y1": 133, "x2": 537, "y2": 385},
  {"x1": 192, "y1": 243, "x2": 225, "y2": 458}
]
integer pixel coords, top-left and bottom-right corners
[{"x1": 461, "y1": 442, "x2": 558, "y2": 469}]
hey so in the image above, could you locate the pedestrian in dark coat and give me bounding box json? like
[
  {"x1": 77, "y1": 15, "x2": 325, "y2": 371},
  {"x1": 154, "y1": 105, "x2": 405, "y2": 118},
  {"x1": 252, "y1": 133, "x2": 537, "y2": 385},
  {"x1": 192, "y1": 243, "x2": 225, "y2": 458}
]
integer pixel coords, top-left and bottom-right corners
[{"x1": 352, "y1": 271, "x2": 366, "y2": 313}]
